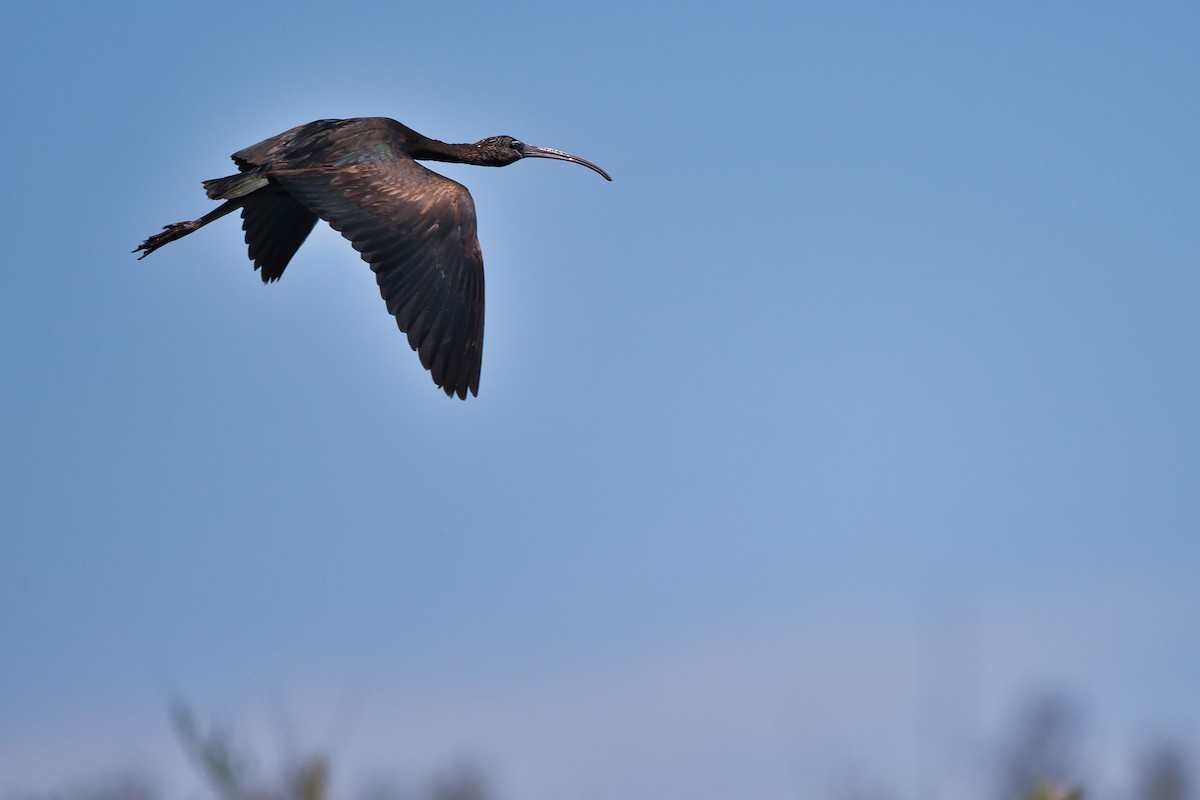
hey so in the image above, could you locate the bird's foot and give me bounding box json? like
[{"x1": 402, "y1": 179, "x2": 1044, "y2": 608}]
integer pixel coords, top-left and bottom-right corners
[{"x1": 133, "y1": 221, "x2": 199, "y2": 259}]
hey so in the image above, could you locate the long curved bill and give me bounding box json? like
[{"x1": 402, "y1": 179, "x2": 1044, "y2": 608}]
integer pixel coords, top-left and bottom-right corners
[{"x1": 521, "y1": 144, "x2": 612, "y2": 181}]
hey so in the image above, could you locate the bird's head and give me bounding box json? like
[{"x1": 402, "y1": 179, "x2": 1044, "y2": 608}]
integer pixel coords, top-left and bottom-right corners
[
  {"x1": 474, "y1": 136, "x2": 612, "y2": 180},
  {"x1": 472, "y1": 136, "x2": 526, "y2": 166}
]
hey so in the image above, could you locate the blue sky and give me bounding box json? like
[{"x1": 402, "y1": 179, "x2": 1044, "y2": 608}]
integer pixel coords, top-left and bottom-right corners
[{"x1": 2, "y1": 1, "x2": 1198, "y2": 798}]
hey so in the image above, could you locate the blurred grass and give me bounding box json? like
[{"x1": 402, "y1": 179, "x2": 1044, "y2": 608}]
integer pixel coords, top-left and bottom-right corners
[
  {"x1": 8, "y1": 694, "x2": 1194, "y2": 800},
  {"x1": 170, "y1": 706, "x2": 1091, "y2": 800},
  {"x1": 1023, "y1": 784, "x2": 1085, "y2": 800},
  {"x1": 170, "y1": 704, "x2": 488, "y2": 800}
]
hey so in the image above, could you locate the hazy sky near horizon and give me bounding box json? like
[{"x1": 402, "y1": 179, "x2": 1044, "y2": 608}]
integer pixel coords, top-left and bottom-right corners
[{"x1": 2, "y1": 2, "x2": 1199, "y2": 798}]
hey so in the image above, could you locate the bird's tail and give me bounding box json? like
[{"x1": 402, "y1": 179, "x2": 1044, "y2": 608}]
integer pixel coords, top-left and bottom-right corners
[
  {"x1": 133, "y1": 199, "x2": 240, "y2": 260},
  {"x1": 203, "y1": 172, "x2": 269, "y2": 200}
]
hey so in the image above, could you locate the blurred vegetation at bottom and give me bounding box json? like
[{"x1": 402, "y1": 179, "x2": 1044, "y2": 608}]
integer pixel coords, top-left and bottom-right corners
[
  {"x1": 5, "y1": 694, "x2": 1193, "y2": 800},
  {"x1": 168, "y1": 705, "x2": 491, "y2": 800}
]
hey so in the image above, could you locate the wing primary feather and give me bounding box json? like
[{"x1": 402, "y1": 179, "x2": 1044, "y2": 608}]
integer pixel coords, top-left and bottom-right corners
[{"x1": 240, "y1": 191, "x2": 318, "y2": 282}]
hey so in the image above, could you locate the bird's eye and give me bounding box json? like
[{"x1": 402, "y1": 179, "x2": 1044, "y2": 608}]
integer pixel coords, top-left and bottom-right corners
[{"x1": 510, "y1": 139, "x2": 523, "y2": 150}]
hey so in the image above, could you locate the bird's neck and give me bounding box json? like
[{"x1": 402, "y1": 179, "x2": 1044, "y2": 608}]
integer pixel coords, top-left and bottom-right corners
[{"x1": 407, "y1": 135, "x2": 477, "y2": 165}]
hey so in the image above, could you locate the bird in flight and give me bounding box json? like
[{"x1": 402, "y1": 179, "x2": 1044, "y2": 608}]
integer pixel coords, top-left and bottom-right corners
[{"x1": 135, "y1": 117, "x2": 611, "y2": 399}]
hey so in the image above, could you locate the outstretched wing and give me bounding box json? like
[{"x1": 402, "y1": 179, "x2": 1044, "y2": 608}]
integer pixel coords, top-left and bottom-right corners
[{"x1": 274, "y1": 159, "x2": 485, "y2": 399}]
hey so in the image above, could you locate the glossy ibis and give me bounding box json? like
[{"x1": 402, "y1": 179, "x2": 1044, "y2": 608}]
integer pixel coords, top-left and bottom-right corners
[{"x1": 134, "y1": 117, "x2": 611, "y2": 399}]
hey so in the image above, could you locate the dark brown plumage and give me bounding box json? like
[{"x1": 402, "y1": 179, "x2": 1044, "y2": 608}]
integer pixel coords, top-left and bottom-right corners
[{"x1": 134, "y1": 117, "x2": 610, "y2": 399}]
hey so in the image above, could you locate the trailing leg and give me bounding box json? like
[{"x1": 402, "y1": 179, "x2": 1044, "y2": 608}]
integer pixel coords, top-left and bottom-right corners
[{"x1": 133, "y1": 200, "x2": 240, "y2": 259}]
